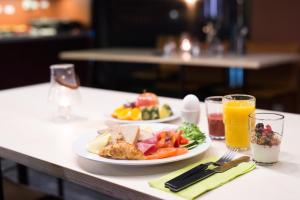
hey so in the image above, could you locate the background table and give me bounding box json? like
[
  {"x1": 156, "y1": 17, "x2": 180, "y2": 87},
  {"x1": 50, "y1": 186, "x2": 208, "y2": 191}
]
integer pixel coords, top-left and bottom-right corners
[
  {"x1": 60, "y1": 48, "x2": 300, "y2": 91},
  {"x1": 60, "y1": 48, "x2": 300, "y2": 69},
  {"x1": 0, "y1": 84, "x2": 300, "y2": 200}
]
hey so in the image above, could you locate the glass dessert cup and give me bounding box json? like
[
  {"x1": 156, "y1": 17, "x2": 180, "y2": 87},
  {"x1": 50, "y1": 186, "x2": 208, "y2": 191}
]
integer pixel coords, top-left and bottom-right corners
[
  {"x1": 249, "y1": 113, "x2": 284, "y2": 165},
  {"x1": 205, "y1": 96, "x2": 225, "y2": 140},
  {"x1": 223, "y1": 94, "x2": 256, "y2": 151}
]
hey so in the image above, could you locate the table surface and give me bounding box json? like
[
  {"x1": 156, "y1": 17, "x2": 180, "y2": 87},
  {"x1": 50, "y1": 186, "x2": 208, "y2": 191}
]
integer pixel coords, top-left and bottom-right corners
[
  {"x1": 0, "y1": 84, "x2": 300, "y2": 200},
  {"x1": 60, "y1": 48, "x2": 300, "y2": 69}
]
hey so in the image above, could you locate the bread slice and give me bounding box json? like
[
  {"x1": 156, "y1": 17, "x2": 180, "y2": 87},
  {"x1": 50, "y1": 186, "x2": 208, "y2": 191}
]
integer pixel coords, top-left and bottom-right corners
[
  {"x1": 120, "y1": 125, "x2": 140, "y2": 145},
  {"x1": 106, "y1": 124, "x2": 123, "y2": 144}
]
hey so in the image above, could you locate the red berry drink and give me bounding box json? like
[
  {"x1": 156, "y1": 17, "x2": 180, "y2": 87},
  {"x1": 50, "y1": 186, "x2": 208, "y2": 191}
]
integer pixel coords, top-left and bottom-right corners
[{"x1": 208, "y1": 113, "x2": 225, "y2": 140}]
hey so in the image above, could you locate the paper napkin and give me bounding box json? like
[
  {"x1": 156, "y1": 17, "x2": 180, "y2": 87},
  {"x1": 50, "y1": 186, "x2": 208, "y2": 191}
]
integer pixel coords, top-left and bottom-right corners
[{"x1": 149, "y1": 157, "x2": 256, "y2": 200}]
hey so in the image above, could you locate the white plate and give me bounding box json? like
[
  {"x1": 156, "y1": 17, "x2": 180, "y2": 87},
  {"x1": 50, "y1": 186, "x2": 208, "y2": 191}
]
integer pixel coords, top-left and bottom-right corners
[
  {"x1": 104, "y1": 112, "x2": 180, "y2": 124},
  {"x1": 73, "y1": 123, "x2": 211, "y2": 166}
]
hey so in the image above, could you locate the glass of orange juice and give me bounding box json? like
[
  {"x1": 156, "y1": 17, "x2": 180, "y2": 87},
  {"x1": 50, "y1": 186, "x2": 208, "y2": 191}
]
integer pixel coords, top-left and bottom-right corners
[{"x1": 223, "y1": 94, "x2": 255, "y2": 151}]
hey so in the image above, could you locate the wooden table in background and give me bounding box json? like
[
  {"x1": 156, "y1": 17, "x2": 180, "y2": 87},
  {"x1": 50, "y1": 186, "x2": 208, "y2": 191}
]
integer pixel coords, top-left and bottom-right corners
[
  {"x1": 60, "y1": 48, "x2": 300, "y2": 92},
  {"x1": 60, "y1": 48, "x2": 300, "y2": 69}
]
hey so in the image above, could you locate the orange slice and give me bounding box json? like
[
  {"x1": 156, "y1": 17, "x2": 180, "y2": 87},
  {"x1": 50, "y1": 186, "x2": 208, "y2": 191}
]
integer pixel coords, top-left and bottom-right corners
[{"x1": 130, "y1": 108, "x2": 141, "y2": 120}]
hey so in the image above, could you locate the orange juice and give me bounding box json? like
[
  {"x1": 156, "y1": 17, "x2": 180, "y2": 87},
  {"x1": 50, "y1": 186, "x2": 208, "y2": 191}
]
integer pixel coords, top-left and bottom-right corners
[{"x1": 223, "y1": 95, "x2": 255, "y2": 150}]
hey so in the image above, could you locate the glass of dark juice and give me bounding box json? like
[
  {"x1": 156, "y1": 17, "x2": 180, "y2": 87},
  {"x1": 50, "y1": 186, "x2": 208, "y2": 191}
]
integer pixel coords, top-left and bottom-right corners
[{"x1": 205, "y1": 96, "x2": 225, "y2": 140}]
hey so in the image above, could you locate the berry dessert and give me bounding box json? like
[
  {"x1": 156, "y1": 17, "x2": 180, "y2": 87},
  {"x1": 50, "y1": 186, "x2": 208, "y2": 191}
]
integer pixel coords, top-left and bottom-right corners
[{"x1": 251, "y1": 123, "x2": 281, "y2": 164}]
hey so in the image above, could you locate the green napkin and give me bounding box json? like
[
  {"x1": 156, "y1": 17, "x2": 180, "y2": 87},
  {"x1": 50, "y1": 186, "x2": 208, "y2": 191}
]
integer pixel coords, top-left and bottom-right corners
[{"x1": 149, "y1": 157, "x2": 256, "y2": 200}]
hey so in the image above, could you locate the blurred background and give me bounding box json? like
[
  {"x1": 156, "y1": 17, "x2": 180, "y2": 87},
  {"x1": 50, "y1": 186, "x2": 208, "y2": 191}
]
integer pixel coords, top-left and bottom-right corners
[{"x1": 0, "y1": 0, "x2": 300, "y2": 114}]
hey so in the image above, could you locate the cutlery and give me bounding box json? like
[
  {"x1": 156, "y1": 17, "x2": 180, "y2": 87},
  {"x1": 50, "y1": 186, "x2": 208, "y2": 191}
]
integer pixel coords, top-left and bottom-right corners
[
  {"x1": 166, "y1": 156, "x2": 250, "y2": 192},
  {"x1": 165, "y1": 149, "x2": 237, "y2": 188}
]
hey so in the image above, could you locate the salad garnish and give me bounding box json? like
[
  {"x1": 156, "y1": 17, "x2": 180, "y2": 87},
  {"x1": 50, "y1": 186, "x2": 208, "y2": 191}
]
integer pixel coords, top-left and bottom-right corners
[{"x1": 178, "y1": 122, "x2": 206, "y2": 143}]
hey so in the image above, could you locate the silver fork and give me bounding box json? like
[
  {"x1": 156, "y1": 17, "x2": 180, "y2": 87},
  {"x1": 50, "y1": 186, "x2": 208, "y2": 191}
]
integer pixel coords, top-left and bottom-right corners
[
  {"x1": 165, "y1": 148, "x2": 238, "y2": 186},
  {"x1": 206, "y1": 148, "x2": 238, "y2": 167}
]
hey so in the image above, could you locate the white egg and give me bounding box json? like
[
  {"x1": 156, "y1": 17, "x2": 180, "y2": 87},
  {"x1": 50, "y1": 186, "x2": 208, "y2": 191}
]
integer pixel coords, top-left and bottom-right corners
[{"x1": 182, "y1": 94, "x2": 200, "y2": 111}]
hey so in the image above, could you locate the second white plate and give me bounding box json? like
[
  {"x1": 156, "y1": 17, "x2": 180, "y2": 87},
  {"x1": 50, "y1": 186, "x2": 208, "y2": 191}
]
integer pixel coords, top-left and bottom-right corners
[{"x1": 104, "y1": 112, "x2": 180, "y2": 124}]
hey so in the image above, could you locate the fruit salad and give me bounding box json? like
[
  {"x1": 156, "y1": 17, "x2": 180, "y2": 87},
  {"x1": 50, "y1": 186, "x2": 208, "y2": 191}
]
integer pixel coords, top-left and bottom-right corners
[
  {"x1": 251, "y1": 123, "x2": 281, "y2": 146},
  {"x1": 112, "y1": 92, "x2": 174, "y2": 121}
]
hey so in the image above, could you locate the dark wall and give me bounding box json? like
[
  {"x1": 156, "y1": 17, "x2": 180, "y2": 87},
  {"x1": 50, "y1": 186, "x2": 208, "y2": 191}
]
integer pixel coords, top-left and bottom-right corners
[
  {"x1": 251, "y1": 0, "x2": 300, "y2": 43},
  {"x1": 92, "y1": 0, "x2": 239, "y2": 48},
  {"x1": 0, "y1": 34, "x2": 92, "y2": 89}
]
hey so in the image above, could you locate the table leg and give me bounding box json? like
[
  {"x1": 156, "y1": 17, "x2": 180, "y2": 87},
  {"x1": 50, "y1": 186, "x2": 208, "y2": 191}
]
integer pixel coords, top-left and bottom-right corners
[
  {"x1": 0, "y1": 158, "x2": 4, "y2": 200},
  {"x1": 17, "y1": 164, "x2": 28, "y2": 185}
]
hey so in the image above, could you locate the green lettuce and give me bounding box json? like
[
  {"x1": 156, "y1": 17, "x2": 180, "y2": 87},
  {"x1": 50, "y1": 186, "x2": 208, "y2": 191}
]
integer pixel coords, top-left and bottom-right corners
[{"x1": 178, "y1": 122, "x2": 206, "y2": 145}]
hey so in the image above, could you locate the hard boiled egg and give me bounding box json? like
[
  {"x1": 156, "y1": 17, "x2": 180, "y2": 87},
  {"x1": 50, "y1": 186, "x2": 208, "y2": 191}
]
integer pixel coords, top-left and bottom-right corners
[{"x1": 182, "y1": 94, "x2": 200, "y2": 111}]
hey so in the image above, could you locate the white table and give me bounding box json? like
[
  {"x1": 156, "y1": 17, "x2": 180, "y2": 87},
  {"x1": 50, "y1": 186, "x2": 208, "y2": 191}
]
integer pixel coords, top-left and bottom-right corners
[{"x1": 0, "y1": 84, "x2": 300, "y2": 200}]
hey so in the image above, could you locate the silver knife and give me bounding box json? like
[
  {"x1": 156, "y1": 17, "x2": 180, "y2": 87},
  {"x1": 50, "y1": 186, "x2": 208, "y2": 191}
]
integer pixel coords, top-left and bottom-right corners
[{"x1": 166, "y1": 156, "x2": 250, "y2": 192}]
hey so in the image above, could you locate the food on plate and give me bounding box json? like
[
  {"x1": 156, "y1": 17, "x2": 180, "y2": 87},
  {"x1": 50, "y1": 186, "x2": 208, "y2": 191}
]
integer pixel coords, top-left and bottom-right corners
[
  {"x1": 98, "y1": 125, "x2": 123, "y2": 144},
  {"x1": 100, "y1": 141, "x2": 145, "y2": 160},
  {"x1": 159, "y1": 104, "x2": 173, "y2": 119},
  {"x1": 121, "y1": 125, "x2": 140, "y2": 144},
  {"x1": 87, "y1": 132, "x2": 111, "y2": 154},
  {"x1": 251, "y1": 123, "x2": 281, "y2": 164},
  {"x1": 138, "y1": 128, "x2": 153, "y2": 141},
  {"x1": 112, "y1": 107, "x2": 141, "y2": 121},
  {"x1": 111, "y1": 92, "x2": 174, "y2": 121},
  {"x1": 145, "y1": 148, "x2": 188, "y2": 160},
  {"x1": 178, "y1": 122, "x2": 206, "y2": 149},
  {"x1": 87, "y1": 123, "x2": 206, "y2": 160},
  {"x1": 135, "y1": 92, "x2": 158, "y2": 107},
  {"x1": 141, "y1": 107, "x2": 160, "y2": 120},
  {"x1": 94, "y1": 124, "x2": 143, "y2": 160}
]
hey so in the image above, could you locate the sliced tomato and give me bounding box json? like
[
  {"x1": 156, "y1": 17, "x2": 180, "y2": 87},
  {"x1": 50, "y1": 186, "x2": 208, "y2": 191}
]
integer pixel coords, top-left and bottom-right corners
[
  {"x1": 173, "y1": 130, "x2": 186, "y2": 147},
  {"x1": 180, "y1": 135, "x2": 189, "y2": 145}
]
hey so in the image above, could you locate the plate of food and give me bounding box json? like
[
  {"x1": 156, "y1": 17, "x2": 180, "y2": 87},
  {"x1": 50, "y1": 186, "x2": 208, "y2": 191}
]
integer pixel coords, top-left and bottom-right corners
[
  {"x1": 107, "y1": 91, "x2": 180, "y2": 123},
  {"x1": 73, "y1": 122, "x2": 211, "y2": 166}
]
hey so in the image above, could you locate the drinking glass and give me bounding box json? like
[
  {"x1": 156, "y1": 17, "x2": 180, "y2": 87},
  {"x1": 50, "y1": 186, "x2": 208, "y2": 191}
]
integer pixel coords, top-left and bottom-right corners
[
  {"x1": 249, "y1": 113, "x2": 284, "y2": 165},
  {"x1": 223, "y1": 94, "x2": 255, "y2": 151},
  {"x1": 48, "y1": 64, "x2": 80, "y2": 121},
  {"x1": 205, "y1": 96, "x2": 225, "y2": 140}
]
